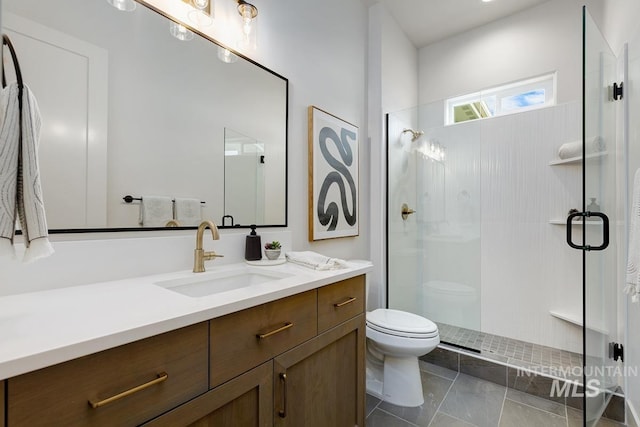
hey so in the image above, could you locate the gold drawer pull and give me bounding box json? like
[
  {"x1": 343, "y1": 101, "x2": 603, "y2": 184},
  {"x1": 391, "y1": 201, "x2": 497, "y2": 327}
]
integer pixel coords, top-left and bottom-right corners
[
  {"x1": 334, "y1": 297, "x2": 357, "y2": 308},
  {"x1": 88, "y1": 372, "x2": 168, "y2": 409},
  {"x1": 257, "y1": 322, "x2": 293, "y2": 339}
]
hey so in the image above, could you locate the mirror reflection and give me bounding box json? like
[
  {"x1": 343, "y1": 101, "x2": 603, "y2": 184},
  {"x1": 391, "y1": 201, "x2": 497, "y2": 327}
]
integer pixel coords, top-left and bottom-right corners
[{"x1": 2, "y1": 0, "x2": 288, "y2": 230}]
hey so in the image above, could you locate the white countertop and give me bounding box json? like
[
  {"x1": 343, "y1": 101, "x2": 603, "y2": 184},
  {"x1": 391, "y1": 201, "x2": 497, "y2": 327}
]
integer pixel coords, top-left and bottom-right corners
[{"x1": 0, "y1": 260, "x2": 372, "y2": 380}]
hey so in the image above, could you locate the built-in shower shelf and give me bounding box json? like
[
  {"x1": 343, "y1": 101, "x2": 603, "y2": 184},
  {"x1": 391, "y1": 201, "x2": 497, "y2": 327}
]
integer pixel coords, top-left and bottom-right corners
[
  {"x1": 549, "y1": 310, "x2": 608, "y2": 335},
  {"x1": 548, "y1": 219, "x2": 602, "y2": 225},
  {"x1": 548, "y1": 151, "x2": 608, "y2": 166}
]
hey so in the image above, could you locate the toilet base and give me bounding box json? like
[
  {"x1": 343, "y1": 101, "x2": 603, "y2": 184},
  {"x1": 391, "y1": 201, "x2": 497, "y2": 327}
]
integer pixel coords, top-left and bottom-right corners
[
  {"x1": 366, "y1": 353, "x2": 424, "y2": 407},
  {"x1": 382, "y1": 355, "x2": 424, "y2": 407}
]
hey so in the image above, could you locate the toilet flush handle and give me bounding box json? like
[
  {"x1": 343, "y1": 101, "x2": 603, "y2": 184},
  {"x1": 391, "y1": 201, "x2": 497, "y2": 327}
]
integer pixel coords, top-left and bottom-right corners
[{"x1": 401, "y1": 203, "x2": 416, "y2": 221}]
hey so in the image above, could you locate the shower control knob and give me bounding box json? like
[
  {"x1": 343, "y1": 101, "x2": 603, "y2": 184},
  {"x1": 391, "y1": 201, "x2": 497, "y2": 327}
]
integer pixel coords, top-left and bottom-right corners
[{"x1": 401, "y1": 203, "x2": 416, "y2": 221}]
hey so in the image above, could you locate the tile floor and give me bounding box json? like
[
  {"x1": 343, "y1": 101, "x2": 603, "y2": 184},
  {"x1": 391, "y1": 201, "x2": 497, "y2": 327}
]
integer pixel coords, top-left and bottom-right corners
[
  {"x1": 365, "y1": 361, "x2": 626, "y2": 427},
  {"x1": 437, "y1": 322, "x2": 584, "y2": 374}
]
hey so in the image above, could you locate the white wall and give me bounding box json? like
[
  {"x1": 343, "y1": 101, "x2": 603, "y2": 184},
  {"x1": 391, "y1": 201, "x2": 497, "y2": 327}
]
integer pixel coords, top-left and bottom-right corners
[
  {"x1": 0, "y1": 0, "x2": 370, "y2": 293},
  {"x1": 368, "y1": 3, "x2": 419, "y2": 310},
  {"x1": 247, "y1": 0, "x2": 370, "y2": 261},
  {"x1": 418, "y1": 0, "x2": 585, "y2": 106}
]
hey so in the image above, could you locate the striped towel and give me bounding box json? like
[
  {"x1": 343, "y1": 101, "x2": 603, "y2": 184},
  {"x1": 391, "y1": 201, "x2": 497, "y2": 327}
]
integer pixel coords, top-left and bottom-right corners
[{"x1": 0, "y1": 83, "x2": 53, "y2": 262}]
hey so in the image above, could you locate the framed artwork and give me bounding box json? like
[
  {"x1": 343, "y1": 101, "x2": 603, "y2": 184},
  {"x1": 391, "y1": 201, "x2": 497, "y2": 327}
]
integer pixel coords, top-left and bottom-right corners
[{"x1": 308, "y1": 106, "x2": 359, "y2": 241}]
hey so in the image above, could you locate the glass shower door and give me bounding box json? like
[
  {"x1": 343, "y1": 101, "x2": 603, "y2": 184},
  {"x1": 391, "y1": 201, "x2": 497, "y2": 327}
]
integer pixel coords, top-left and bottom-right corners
[
  {"x1": 387, "y1": 103, "x2": 482, "y2": 344},
  {"x1": 581, "y1": 7, "x2": 621, "y2": 426}
]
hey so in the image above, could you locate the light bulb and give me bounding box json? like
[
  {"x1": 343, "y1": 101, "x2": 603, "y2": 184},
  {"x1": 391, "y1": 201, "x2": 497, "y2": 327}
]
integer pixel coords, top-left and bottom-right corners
[
  {"x1": 243, "y1": 19, "x2": 252, "y2": 36},
  {"x1": 193, "y1": 0, "x2": 208, "y2": 10},
  {"x1": 188, "y1": 0, "x2": 213, "y2": 26},
  {"x1": 237, "y1": 1, "x2": 257, "y2": 35}
]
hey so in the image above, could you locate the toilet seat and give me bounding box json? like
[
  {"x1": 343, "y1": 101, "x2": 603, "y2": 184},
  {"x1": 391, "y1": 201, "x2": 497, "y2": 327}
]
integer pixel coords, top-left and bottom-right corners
[{"x1": 366, "y1": 309, "x2": 438, "y2": 339}]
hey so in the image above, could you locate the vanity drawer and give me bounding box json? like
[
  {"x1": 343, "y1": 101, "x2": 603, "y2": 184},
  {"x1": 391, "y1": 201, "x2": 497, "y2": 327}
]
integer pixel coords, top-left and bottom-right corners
[
  {"x1": 7, "y1": 322, "x2": 209, "y2": 427},
  {"x1": 317, "y1": 275, "x2": 365, "y2": 333},
  {"x1": 210, "y1": 290, "x2": 317, "y2": 387}
]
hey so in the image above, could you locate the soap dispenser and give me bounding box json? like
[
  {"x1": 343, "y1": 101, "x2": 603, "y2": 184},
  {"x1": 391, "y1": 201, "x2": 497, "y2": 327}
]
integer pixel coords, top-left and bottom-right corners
[{"x1": 245, "y1": 224, "x2": 262, "y2": 261}]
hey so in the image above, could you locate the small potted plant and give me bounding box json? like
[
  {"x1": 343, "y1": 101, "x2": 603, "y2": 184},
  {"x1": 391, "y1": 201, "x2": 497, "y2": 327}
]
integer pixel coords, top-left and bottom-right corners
[{"x1": 264, "y1": 241, "x2": 281, "y2": 260}]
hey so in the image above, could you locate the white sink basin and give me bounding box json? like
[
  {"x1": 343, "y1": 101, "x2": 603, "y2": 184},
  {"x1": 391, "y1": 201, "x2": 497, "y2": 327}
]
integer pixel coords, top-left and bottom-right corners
[{"x1": 155, "y1": 267, "x2": 293, "y2": 298}]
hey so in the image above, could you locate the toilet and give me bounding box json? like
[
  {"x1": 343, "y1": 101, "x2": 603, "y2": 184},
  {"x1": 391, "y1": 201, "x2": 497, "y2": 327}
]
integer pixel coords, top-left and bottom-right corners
[
  {"x1": 365, "y1": 309, "x2": 440, "y2": 407},
  {"x1": 347, "y1": 259, "x2": 440, "y2": 407}
]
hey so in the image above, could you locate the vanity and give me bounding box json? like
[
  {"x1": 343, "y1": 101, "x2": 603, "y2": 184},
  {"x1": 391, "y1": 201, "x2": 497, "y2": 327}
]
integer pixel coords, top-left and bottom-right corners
[{"x1": 0, "y1": 262, "x2": 370, "y2": 426}]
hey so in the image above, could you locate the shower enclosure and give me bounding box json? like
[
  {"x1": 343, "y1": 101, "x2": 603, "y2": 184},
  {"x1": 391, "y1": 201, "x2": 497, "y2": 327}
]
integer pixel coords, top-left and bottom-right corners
[{"x1": 386, "y1": 7, "x2": 627, "y2": 426}]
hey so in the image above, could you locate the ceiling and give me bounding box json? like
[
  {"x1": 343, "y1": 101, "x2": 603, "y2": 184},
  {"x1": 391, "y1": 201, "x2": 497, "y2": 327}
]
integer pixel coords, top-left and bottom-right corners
[{"x1": 367, "y1": 0, "x2": 552, "y2": 48}]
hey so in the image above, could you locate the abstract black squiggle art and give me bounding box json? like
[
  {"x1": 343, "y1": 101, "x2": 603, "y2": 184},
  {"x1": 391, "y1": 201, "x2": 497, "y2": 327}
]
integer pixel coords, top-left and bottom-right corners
[{"x1": 317, "y1": 126, "x2": 357, "y2": 231}]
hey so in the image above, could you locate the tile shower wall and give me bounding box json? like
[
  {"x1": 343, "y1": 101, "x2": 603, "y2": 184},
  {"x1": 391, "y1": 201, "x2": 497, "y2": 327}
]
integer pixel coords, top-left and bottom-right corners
[
  {"x1": 479, "y1": 102, "x2": 584, "y2": 353},
  {"x1": 414, "y1": 101, "x2": 584, "y2": 354}
]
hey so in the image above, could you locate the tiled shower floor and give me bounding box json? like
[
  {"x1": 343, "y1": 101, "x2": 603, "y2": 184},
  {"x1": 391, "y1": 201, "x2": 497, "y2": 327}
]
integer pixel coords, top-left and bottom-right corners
[{"x1": 436, "y1": 322, "x2": 584, "y2": 377}]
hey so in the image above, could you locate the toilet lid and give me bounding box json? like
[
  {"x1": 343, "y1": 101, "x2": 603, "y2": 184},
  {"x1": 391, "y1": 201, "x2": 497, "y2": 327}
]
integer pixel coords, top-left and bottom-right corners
[{"x1": 366, "y1": 309, "x2": 438, "y2": 338}]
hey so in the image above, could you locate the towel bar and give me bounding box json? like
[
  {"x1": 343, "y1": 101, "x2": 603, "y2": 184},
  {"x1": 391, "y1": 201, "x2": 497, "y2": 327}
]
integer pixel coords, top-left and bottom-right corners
[{"x1": 122, "y1": 195, "x2": 205, "y2": 204}]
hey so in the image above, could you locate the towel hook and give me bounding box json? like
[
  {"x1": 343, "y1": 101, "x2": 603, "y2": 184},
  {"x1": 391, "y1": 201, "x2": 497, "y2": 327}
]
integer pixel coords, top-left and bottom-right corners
[{"x1": 2, "y1": 34, "x2": 24, "y2": 91}]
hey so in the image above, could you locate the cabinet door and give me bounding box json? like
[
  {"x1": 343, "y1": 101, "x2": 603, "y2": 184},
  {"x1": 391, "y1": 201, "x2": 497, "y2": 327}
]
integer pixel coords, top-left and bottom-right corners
[
  {"x1": 1, "y1": 380, "x2": 5, "y2": 427},
  {"x1": 273, "y1": 314, "x2": 365, "y2": 427},
  {"x1": 143, "y1": 361, "x2": 273, "y2": 427}
]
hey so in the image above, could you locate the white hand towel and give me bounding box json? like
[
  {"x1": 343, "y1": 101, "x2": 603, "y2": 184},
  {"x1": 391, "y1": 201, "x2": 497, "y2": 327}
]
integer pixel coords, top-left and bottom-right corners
[
  {"x1": 557, "y1": 136, "x2": 605, "y2": 160},
  {"x1": 625, "y1": 169, "x2": 640, "y2": 303},
  {"x1": 285, "y1": 251, "x2": 349, "y2": 271},
  {"x1": 0, "y1": 83, "x2": 53, "y2": 262},
  {"x1": 174, "y1": 197, "x2": 202, "y2": 226},
  {"x1": 139, "y1": 196, "x2": 173, "y2": 227}
]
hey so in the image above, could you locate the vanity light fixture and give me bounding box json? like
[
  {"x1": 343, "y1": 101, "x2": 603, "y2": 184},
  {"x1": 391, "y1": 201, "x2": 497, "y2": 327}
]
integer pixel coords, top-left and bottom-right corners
[
  {"x1": 237, "y1": 0, "x2": 258, "y2": 47},
  {"x1": 105, "y1": 0, "x2": 137, "y2": 12},
  {"x1": 217, "y1": 46, "x2": 239, "y2": 63},
  {"x1": 169, "y1": 21, "x2": 195, "y2": 41}
]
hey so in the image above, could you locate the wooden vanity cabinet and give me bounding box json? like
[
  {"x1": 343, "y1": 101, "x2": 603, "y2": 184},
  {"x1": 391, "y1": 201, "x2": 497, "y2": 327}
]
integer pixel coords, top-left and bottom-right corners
[
  {"x1": 1, "y1": 380, "x2": 5, "y2": 427},
  {"x1": 205, "y1": 275, "x2": 366, "y2": 427},
  {"x1": 142, "y1": 361, "x2": 273, "y2": 427},
  {"x1": 7, "y1": 323, "x2": 209, "y2": 427},
  {"x1": 5, "y1": 275, "x2": 366, "y2": 427}
]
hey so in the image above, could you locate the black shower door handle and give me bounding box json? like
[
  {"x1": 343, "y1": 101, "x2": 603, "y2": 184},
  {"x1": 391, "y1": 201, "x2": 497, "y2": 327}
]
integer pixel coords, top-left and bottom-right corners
[{"x1": 566, "y1": 211, "x2": 609, "y2": 251}]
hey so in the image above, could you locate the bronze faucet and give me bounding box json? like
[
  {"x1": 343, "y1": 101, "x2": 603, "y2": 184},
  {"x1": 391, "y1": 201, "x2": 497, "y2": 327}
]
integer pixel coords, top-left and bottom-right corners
[{"x1": 194, "y1": 220, "x2": 223, "y2": 273}]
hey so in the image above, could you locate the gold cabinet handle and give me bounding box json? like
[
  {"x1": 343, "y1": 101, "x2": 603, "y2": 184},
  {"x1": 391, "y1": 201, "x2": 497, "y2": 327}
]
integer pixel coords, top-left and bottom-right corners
[
  {"x1": 278, "y1": 373, "x2": 287, "y2": 418},
  {"x1": 334, "y1": 297, "x2": 357, "y2": 308},
  {"x1": 88, "y1": 372, "x2": 168, "y2": 409},
  {"x1": 256, "y1": 322, "x2": 293, "y2": 339}
]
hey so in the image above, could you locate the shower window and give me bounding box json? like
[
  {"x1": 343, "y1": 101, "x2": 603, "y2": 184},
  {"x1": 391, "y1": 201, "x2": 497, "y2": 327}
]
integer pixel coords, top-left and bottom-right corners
[{"x1": 445, "y1": 72, "x2": 556, "y2": 124}]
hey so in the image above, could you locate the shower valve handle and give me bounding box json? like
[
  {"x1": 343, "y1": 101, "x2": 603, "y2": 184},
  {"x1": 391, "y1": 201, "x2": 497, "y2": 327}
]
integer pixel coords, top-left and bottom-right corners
[{"x1": 401, "y1": 203, "x2": 416, "y2": 221}]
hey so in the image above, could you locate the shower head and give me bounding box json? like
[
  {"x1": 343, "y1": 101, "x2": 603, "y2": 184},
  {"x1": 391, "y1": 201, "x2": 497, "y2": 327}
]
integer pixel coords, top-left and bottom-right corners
[{"x1": 402, "y1": 128, "x2": 424, "y2": 142}]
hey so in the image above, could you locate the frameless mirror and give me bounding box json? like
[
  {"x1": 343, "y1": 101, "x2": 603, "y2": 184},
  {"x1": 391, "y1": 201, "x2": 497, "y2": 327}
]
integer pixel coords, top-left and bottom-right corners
[{"x1": 1, "y1": 0, "x2": 288, "y2": 231}]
